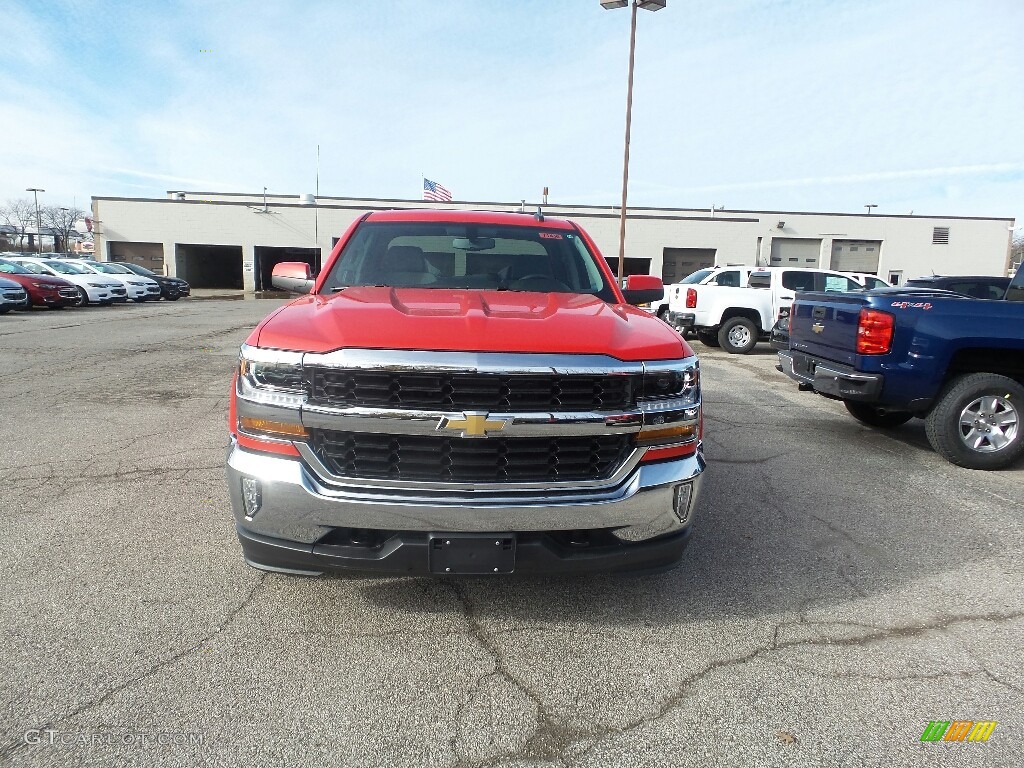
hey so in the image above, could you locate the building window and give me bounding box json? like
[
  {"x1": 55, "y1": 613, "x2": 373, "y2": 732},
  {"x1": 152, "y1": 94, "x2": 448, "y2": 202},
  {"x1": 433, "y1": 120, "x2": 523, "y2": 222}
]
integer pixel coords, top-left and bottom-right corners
[{"x1": 933, "y1": 227, "x2": 950, "y2": 245}]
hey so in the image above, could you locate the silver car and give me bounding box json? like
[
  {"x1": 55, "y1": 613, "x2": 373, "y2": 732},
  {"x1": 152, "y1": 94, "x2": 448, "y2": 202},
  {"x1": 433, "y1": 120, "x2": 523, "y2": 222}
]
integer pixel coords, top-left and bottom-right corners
[{"x1": 0, "y1": 275, "x2": 29, "y2": 313}]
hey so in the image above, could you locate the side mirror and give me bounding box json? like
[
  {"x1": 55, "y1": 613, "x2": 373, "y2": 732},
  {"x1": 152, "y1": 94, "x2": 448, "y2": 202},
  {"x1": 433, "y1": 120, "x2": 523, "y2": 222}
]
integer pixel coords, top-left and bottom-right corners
[
  {"x1": 621, "y1": 274, "x2": 664, "y2": 305},
  {"x1": 272, "y1": 262, "x2": 315, "y2": 294}
]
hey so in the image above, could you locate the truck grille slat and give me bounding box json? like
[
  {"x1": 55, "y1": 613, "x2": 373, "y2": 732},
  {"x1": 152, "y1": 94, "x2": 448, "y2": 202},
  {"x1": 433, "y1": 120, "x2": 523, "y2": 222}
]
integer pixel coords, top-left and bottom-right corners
[
  {"x1": 310, "y1": 430, "x2": 632, "y2": 483},
  {"x1": 308, "y1": 369, "x2": 635, "y2": 411}
]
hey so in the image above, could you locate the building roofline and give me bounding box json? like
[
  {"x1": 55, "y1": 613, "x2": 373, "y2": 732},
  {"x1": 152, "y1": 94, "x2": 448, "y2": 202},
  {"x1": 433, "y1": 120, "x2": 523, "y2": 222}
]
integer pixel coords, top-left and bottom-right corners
[{"x1": 88, "y1": 192, "x2": 1015, "y2": 225}]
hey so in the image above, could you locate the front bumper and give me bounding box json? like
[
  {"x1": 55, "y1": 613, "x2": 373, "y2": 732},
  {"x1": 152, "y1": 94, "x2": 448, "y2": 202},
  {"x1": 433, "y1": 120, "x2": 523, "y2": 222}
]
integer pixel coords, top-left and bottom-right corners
[
  {"x1": 85, "y1": 286, "x2": 115, "y2": 302},
  {"x1": 777, "y1": 349, "x2": 883, "y2": 401},
  {"x1": 227, "y1": 439, "x2": 705, "y2": 575},
  {"x1": 769, "y1": 323, "x2": 789, "y2": 351},
  {"x1": 30, "y1": 288, "x2": 77, "y2": 306}
]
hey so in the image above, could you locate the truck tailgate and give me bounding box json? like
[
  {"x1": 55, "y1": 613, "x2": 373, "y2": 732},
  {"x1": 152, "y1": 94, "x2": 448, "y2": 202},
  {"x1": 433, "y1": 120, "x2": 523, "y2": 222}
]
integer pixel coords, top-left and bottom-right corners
[{"x1": 790, "y1": 291, "x2": 871, "y2": 367}]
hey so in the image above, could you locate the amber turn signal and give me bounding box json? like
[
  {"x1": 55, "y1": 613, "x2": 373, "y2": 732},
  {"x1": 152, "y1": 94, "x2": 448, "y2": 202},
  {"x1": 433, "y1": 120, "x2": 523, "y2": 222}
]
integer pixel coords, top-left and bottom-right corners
[{"x1": 238, "y1": 417, "x2": 309, "y2": 439}]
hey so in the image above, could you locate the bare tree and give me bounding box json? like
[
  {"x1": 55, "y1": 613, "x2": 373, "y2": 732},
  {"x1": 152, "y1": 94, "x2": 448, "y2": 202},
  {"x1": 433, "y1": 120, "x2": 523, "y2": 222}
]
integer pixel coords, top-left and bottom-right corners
[
  {"x1": 41, "y1": 205, "x2": 85, "y2": 253},
  {"x1": 0, "y1": 198, "x2": 38, "y2": 251},
  {"x1": 1012, "y1": 229, "x2": 1024, "y2": 271}
]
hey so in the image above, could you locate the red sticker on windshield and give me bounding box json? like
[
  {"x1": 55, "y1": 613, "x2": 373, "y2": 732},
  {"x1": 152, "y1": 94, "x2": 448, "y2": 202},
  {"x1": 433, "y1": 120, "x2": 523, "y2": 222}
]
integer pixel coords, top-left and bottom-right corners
[{"x1": 539, "y1": 233, "x2": 563, "y2": 239}]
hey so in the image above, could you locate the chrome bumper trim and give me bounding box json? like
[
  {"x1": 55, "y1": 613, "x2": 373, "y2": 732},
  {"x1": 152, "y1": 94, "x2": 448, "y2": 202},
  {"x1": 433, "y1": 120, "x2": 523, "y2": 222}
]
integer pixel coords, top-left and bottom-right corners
[{"x1": 227, "y1": 439, "x2": 705, "y2": 544}]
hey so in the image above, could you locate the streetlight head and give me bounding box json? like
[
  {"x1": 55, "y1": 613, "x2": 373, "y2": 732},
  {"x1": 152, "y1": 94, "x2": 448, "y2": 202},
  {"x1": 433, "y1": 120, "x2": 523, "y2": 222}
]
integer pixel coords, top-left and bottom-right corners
[
  {"x1": 600, "y1": 0, "x2": 629, "y2": 9},
  {"x1": 637, "y1": 0, "x2": 667, "y2": 9}
]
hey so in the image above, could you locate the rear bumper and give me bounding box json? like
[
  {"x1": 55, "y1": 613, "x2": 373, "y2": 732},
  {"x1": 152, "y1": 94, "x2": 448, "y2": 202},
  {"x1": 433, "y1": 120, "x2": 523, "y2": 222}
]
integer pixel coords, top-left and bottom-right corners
[
  {"x1": 777, "y1": 350, "x2": 883, "y2": 401},
  {"x1": 666, "y1": 311, "x2": 695, "y2": 331},
  {"x1": 226, "y1": 438, "x2": 705, "y2": 575}
]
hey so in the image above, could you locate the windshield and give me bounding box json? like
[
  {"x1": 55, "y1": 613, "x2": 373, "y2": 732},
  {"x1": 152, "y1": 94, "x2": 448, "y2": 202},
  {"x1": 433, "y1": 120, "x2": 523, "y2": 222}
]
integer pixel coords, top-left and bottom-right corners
[
  {"x1": 680, "y1": 268, "x2": 714, "y2": 284},
  {"x1": 43, "y1": 260, "x2": 90, "y2": 275},
  {"x1": 1007, "y1": 268, "x2": 1024, "y2": 302},
  {"x1": 0, "y1": 258, "x2": 31, "y2": 275},
  {"x1": 87, "y1": 261, "x2": 132, "y2": 274},
  {"x1": 321, "y1": 222, "x2": 615, "y2": 300},
  {"x1": 122, "y1": 263, "x2": 156, "y2": 276},
  {"x1": 13, "y1": 261, "x2": 47, "y2": 274}
]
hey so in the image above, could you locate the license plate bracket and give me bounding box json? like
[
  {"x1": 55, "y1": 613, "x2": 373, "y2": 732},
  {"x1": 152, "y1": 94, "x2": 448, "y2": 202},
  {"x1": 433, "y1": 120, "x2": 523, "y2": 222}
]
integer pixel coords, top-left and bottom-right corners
[{"x1": 428, "y1": 535, "x2": 516, "y2": 574}]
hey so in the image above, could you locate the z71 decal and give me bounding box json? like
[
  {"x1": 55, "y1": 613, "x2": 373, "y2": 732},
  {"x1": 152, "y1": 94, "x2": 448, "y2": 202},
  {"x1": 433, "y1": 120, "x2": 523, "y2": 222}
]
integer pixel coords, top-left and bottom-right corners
[{"x1": 891, "y1": 301, "x2": 933, "y2": 310}]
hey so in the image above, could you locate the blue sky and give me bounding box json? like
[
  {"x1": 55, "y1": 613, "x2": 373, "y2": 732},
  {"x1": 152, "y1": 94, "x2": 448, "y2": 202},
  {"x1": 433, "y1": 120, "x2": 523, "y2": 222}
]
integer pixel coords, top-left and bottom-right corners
[{"x1": 1, "y1": 0, "x2": 1022, "y2": 224}]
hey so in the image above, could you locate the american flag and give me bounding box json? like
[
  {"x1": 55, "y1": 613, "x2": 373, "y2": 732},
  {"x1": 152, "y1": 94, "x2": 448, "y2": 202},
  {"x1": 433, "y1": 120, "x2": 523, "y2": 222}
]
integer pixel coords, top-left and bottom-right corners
[{"x1": 422, "y1": 177, "x2": 452, "y2": 202}]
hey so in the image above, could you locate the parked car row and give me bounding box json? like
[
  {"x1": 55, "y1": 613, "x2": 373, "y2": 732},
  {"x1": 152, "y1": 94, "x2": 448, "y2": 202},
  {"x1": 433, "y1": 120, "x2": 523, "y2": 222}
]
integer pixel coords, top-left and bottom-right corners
[{"x1": 0, "y1": 254, "x2": 190, "y2": 311}]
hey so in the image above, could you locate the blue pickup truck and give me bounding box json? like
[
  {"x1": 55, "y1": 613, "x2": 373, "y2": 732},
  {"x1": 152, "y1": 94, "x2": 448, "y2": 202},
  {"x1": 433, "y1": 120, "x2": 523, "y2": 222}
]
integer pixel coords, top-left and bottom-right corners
[{"x1": 778, "y1": 269, "x2": 1024, "y2": 469}]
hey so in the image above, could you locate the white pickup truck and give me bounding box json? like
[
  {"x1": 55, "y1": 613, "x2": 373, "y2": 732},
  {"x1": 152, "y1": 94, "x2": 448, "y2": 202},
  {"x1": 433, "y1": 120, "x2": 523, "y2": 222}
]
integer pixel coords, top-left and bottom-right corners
[
  {"x1": 644, "y1": 266, "x2": 752, "y2": 321},
  {"x1": 666, "y1": 267, "x2": 865, "y2": 353}
]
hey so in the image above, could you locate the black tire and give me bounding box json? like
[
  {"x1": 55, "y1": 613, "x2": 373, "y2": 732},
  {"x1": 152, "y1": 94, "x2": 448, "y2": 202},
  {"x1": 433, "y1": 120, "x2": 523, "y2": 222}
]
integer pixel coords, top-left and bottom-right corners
[
  {"x1": 717, "y1": 316, "x2": 759, "y2": 354},
  {"x1": 131, "y1": 298, "x2": 146, "y2": 303},
  {"x1": 924, "y1": 373, "x2": 1024, "y2": 470},
  {"x1": 695, "y1": 330, "x2": 720, "y2": 348},
  {"x1": 75, "y1": 287, "x2": 89, "y2": 307},
  {"x1": 844, "y1": 401, "x2": 913, "y2": 429},
  {"x1": 0, "y1": 307, "x2": 9, "y2": 314},
  {"x1": 166, "y1": 295, "x2": 180, "y2": 301}
]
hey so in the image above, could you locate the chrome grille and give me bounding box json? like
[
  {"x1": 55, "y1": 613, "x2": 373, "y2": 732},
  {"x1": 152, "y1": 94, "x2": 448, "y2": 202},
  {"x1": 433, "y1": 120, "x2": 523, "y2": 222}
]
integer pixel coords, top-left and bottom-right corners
[
  {"x1": 310, "y1": 429, "x2": 633, "y2": 483},
  {"x1": 307, "y1": 369, "x2": 637, "y2": 411}
]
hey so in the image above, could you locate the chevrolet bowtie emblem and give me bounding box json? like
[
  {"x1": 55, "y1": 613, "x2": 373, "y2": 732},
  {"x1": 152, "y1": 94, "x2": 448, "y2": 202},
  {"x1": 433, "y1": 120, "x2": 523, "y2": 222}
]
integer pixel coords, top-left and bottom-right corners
[
  {"x1": 440, "y1": 412, "x2": 509, "y2": 438},
  {"x1": 812, "y1": 322, "x2": 825, "y2": 333}
]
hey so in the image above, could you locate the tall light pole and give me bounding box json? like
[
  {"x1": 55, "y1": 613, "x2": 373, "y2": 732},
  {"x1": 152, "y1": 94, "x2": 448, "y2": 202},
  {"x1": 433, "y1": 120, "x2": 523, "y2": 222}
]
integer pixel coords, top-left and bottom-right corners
[
  {"x1": 601, "y1": 0, "x2": 666, "y2": 285},
  {"x1": 26, "y1": 187, "x2": 44, "y2": 254},
  {"x1": 864, "y1": 204, "x2": 878, "y2": 215}
]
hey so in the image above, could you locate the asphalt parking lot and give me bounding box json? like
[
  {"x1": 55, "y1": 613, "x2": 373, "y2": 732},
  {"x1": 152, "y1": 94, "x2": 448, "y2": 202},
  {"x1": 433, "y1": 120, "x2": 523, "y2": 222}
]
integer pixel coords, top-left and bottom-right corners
[{"x1": 1, "y1": 300, "x2": 1021, "y2": 768}]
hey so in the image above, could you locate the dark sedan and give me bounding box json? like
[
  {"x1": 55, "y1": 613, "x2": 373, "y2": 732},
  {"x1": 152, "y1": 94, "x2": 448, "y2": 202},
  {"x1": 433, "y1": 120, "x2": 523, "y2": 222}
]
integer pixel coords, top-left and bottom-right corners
[{"x1": 116, "y1": 263, "x2": 190, "y2": 300}]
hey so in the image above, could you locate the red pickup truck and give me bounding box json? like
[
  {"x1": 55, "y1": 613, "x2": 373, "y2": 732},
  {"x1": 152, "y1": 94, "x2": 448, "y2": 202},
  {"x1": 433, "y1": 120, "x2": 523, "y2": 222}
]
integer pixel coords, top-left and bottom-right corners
[{"x1": 227, "y1": 209, "x2": 704, "y2": 575}]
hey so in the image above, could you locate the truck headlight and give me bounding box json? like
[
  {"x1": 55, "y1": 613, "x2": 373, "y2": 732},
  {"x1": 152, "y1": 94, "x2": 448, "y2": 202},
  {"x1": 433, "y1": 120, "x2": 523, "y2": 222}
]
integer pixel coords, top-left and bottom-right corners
[
  {"x1": 637, "y1": 358, "x2": 700, "y2": 447},
  {"x1": 238, "y1": 345, "x2": 307, "y2": 407},
  {"x1": 639, "y1": 360, "x2": 699, "y2": 406}
]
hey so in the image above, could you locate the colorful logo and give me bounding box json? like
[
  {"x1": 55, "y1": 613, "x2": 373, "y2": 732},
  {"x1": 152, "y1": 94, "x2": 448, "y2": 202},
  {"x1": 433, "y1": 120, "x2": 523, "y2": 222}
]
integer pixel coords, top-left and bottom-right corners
[{"x1": 920, "y1": 721, "x2": 997, "y2": 742}]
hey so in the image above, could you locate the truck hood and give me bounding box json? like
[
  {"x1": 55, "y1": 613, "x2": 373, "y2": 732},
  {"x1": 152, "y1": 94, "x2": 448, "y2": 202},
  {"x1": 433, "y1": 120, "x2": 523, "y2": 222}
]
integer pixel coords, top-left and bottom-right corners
[{"x1": 254, "y1": 287, "x2": 689, "y2": 361}]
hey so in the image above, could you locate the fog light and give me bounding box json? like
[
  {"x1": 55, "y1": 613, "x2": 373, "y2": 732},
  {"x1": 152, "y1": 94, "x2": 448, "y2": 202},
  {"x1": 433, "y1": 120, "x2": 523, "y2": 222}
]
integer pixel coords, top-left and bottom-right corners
[
  {"x1": 241, "y1": 477, "x2": 262, "y2": 519},
  {"x1": 673, "y1": 484, "x2": 693, "y2": 524}
]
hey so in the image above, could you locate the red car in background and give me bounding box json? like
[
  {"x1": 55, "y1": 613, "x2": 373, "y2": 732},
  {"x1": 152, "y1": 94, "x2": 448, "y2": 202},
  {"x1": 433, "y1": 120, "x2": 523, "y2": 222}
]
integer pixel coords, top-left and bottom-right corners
[{"x1": 0, "y1": 257, "x2": 80, "y2": 308}]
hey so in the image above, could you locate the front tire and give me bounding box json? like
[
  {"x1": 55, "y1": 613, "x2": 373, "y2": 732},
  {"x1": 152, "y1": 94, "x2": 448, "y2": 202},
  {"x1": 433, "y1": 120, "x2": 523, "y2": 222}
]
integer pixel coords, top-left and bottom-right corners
[
  {"x1": 75, "y1": 287, "x2": 89, "y2": 307},
  {"x1": 844, "y1": 401, "x2": 913, "y2": 428},
  {"x1": 925, "y1": 373, "x2": 1024, "y2": 470},
  {"x1": 717, "y1": 317, "x2": 759, "y2": 354}
]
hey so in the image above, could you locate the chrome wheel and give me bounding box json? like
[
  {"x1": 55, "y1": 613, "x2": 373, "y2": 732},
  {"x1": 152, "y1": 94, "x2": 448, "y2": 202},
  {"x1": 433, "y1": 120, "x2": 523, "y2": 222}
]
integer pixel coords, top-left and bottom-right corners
[
  {"x1": 958, "y1": 395, "x2": 1019, "y2": 453},
  {"x1": 728, "y1": 325, "x2": 752, "y2": 347}
]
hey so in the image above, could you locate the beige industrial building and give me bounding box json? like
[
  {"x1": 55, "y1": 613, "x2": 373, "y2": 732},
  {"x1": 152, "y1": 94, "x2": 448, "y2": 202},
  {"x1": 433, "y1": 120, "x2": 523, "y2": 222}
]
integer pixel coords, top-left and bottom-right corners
[{"x1": 91, "y1": 191, "x2": 1016, "y2": 292}]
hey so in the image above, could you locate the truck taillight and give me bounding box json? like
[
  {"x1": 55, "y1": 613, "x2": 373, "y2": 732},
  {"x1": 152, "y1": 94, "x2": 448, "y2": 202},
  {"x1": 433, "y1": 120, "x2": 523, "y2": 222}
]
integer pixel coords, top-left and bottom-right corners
[
  {"x1": 685, "y1": 288, "x2": 697, "y2": 309},
  {"x1": 857, "y1": 309, "x2": 894, "y2": 355}
]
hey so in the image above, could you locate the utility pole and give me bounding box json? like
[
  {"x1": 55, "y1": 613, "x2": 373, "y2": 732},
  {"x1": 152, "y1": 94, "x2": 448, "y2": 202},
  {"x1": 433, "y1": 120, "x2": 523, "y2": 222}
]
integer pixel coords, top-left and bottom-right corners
[{"x1": 26, "y1": 187, "x2": 44, "y2": 253}]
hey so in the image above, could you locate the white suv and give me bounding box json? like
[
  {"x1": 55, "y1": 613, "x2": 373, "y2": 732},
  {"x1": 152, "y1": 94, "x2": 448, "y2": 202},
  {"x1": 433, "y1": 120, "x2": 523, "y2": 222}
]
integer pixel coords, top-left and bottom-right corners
[{"x1": 8, "y1": 257, "x2": 124, "y2": 306}]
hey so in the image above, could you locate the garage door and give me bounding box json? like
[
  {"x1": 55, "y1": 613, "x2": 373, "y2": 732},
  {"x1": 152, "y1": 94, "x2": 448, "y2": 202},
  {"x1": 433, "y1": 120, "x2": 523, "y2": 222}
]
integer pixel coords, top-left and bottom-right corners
[
  {"x1": 770, "y1": 238, "x2": 821, "y2": 267},
  {"x1": 829, "y1": 240, "x2": 881, "y2": 273},
  {"x1": 661, "y1": 248, "x2": 716, "y2": 284}
]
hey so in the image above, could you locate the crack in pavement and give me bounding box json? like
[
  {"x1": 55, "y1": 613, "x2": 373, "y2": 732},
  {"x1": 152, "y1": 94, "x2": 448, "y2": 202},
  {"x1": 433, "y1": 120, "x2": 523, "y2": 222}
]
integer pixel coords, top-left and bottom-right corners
[
  {"x1": 445, "y1": 581, "x2": 583, "y2": 768},
  {"x1": 0, "y1": 573, "x2": 267, "y2": 761},
  {"x1": 565, "y1": 608, "x2": 1024, "y2": 764}
]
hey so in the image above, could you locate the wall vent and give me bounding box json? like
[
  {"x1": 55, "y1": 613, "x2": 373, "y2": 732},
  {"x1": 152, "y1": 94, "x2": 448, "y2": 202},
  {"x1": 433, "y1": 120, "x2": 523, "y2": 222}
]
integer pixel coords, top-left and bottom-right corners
[{"x1": 932, "y1": 227, "x2": 950, "y2": 245}]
